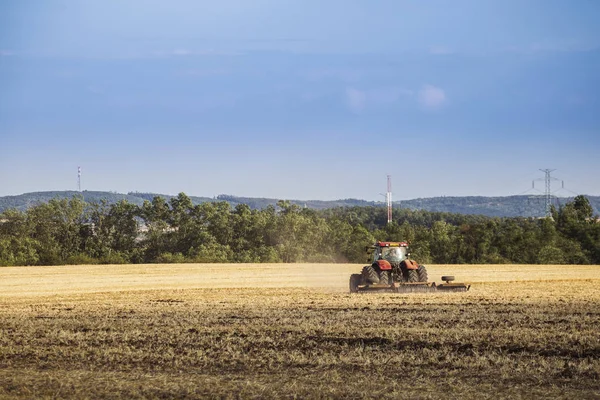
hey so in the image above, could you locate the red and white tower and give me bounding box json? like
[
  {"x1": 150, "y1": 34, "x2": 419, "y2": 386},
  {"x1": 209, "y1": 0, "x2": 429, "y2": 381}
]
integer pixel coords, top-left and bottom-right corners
[{"x1": 386, "y1": 175, "x2": 392, "y2": 224}]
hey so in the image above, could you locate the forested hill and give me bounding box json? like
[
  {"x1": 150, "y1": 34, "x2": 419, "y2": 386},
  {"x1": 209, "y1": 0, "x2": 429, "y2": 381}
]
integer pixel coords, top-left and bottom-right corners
[
  {"x1": 0, "y1": 191, "x2": 598, "y2": 218},
  {"x1": 401, "y1": 196, "x2": 600, "y2": 218}
]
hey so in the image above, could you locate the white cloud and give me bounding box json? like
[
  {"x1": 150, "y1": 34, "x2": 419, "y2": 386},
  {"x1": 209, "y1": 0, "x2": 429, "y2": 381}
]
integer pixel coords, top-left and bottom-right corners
[
  {"x1": 0, "y1": 50, "x2": 15, "y2": 56},
  {"x1": 344, "y1": 86, "x2": 412, "y2": 113},
  {"x1": 370, "y1": 87, "x2": 413, "y2": 103},
  {"x1": 345, "y1": 87, "x2": 367, "y2": 113},
  {"x1": 418, "y1": 85, "x2": 446, "y2": 109}
]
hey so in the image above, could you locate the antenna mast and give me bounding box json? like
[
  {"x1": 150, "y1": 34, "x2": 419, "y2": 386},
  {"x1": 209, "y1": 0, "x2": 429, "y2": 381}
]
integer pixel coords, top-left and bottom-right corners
[{"x1": 387, "y1": 175, "x2": 392, "y2": 224}]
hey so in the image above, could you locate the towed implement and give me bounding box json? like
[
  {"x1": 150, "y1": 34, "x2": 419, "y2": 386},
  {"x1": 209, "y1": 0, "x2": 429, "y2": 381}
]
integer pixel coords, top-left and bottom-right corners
[{"x1": 349, "y1": 241, "x2": 470, "y2": 293}]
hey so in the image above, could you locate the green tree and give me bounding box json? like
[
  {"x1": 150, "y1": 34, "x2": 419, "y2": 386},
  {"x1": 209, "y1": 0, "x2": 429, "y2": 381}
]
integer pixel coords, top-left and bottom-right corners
[
  {"x1": 27, "y1": 198, "x2": 86, "y2": 265},
  {"x1": 556, "y1": 195, "x2": 597, "y2": 264},
  {"x1": 140, "y1": 196, "x2": 173, "y2": 262},
  {"x1": 429, "y1": 220, "x2": 454, "y2": 263},
  {"x1": 0, "y1": 209, "x2": 40, "y2": 266},
  {"x1": 537, "y1": 245, "x2": 567, "y2": 264},
  {"x1": 339, "y1": 225, "x2": 373, "y2": 263}
]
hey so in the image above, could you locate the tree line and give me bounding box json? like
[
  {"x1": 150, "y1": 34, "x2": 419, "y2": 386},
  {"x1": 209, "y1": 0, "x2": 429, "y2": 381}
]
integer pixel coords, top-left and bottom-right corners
[{"x1": 0, "y1": 193, "x2": 598, "y2": 266}]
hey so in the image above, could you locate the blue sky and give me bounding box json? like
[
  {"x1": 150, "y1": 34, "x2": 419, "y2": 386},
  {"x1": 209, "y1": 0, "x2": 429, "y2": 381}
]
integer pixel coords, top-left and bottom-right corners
[{"x1": 1, "y1": 0, "x2": 599, "y2": 200}]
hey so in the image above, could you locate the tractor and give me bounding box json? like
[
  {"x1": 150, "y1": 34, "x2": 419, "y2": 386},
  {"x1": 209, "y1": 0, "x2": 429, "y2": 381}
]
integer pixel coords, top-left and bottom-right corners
[{"x1": 349, "y1": 241, "x2": 470, "y2": 293}]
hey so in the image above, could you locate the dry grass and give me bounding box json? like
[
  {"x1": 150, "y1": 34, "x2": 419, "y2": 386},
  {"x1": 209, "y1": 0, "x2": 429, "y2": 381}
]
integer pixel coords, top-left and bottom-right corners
[{"x1": 1, "y1": 264, "x2": 599, "y2": 399}]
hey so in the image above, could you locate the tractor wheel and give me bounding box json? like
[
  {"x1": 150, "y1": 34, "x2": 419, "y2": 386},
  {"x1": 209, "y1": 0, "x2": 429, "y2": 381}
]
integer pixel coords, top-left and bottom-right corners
[
  {"x1": 362, "y1": 265, "x2": 380, "y2": 284},
  {"x1": 417, "y1": 265, "x2": 428, "y2": 283},
  {"x1": 406, "y1": 269, "x2": 419, "y2": 283},
  {"x1": 379, "y1": 271, "x2": 390, "y2": 285},
  {"x1": 394, "y1": 267, "x2": 406, "y2": 283},
  {"x1": 349, "y1": 274, "x2": 362, "y2": 293},
  {"x1": 394, "y1": 271, "x2": 406, "y2": 283},
  {"x1": 441, "y1": 276, "x2": 455, "y2": 282}
]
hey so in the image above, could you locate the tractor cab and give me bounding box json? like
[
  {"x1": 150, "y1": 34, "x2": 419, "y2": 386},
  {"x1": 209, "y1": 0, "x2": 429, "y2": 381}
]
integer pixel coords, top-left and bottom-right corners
[{"x1": 370, "y1": 241, "x2": 409, "y2": 264}]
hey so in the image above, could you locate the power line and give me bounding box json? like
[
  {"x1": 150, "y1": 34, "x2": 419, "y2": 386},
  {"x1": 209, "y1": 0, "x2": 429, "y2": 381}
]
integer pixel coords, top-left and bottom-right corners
[{"x1": 518, "y1": 180, "x2": 543, "y2": 196}]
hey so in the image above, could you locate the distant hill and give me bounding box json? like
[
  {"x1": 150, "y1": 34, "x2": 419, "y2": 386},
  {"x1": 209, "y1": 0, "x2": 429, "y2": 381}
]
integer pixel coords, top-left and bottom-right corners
[
  {"x1": 0, "y1": 191, "x2": 598, "y2": 218},
  {"x1": 0, "y1": 191, "x2": 147, "y2": 211},
  {"x1": 213, "y1": 194, "x2": 378, "y2": 211},
  {"x1": 399, "y1": 195, "x2": 600, "y2": 218},
  {"x1": 0, "y1": 191, "x2": 213, "y2": 212}
]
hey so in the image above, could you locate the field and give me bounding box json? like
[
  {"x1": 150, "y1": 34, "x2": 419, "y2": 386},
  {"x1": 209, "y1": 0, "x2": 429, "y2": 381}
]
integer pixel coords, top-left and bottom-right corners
[{"x1": 1, "y1": 264, "x2": 599, "y2": 399}]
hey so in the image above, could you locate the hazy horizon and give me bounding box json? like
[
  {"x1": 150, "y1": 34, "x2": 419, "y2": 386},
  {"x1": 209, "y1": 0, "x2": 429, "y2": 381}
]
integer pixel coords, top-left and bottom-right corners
[
  {"x1": 2, "y1": 1, "x2": 599, "y2": 200},
  {"x1": 0, "y1": 188, "x2": 595, "y2": 204}
]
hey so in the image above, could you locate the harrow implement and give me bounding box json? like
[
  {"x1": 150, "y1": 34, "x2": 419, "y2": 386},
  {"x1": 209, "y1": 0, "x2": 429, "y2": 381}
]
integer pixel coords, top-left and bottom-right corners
[{"x1": 351, "y1": 276, "x2": 470, "y2": 294}]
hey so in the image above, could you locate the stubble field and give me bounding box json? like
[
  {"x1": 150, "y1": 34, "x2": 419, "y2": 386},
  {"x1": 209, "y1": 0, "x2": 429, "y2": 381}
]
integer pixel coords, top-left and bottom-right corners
[{"x1": 1, "y1": 263, "x2": 599, "y2": 399}]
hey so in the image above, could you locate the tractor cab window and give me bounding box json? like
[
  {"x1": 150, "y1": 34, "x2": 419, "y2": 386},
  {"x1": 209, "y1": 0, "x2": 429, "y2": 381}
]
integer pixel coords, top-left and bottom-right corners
[{"x1": 374, "y1": 246, "x2": 407, "y2": 262}]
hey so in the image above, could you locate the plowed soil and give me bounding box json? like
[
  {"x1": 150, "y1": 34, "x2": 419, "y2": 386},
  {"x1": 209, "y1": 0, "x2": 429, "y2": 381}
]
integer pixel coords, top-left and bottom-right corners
[{"x1": 1, "y1": 264, "x2": 599, "y2": 399}]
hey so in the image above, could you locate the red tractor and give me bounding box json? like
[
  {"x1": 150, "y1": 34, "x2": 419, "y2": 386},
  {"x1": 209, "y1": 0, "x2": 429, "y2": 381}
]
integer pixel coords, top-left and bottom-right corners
[{"x1": 349, "y1": 241, "x2": 469, "y2": 293}]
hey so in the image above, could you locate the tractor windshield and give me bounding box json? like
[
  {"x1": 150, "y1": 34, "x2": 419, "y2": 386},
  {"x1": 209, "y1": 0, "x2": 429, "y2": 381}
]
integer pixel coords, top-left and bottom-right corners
[{"x1": 375, "y1": 246, "x2": 407, "y2": 262}]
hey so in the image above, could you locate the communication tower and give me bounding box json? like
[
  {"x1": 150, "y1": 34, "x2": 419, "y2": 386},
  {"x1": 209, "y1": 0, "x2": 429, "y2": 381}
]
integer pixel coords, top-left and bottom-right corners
[
  {"x1": 386, "y1": 175, "x2": 392, "y2": 224},
  {"x1": 78, "y1": 166, "x2": 81, "y2": 192}
]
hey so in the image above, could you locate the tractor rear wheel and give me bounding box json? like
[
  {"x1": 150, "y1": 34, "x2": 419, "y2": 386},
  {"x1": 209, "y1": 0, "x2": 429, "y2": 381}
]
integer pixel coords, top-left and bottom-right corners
[
  {"x1": 349, "y1": 274, "x2": 362, "y2": 293},
  {"x1": 417, "y1": 265, "x2": 428, "y2": 282},
  {"x1": 406, "y1": 269, "x2": 419, "y2": 283},
  {"x1": 379, "y1": 271, "x2": 390, "y2": 285},
  {"x1": 362, "y1": 265, "x2": 380, "y2": 284}
]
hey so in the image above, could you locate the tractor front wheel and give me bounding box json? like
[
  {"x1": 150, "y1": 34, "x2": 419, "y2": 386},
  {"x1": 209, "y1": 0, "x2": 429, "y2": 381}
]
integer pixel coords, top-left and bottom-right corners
[{"x1": 349, "y1": 274, "x2": 362, "y2": 293}]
